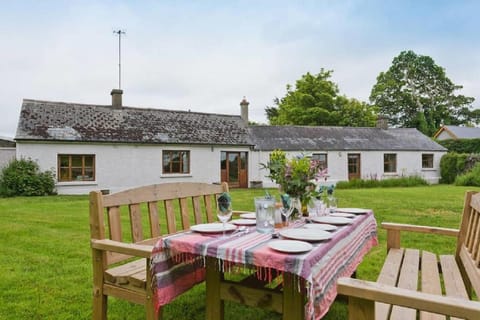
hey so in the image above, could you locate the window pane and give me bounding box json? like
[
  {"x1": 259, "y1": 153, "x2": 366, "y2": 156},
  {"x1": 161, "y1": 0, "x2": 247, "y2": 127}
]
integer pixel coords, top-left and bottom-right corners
[
  {"x1": 171, "y1": 162, "x2": 180, "y2": 173},
  {"x1": 422, "y1": 154, "x2": 433, "y2": 168},
  {"x1": 59, "y1": 168, "x2": 70, "y2": 181},
  {"x1": 384, "y1": 154, "x2": 396, "y2": 173},
  {"x1": 72, "y1": 168, "x2": 83, "y2": 180},
  {"x1": 59, "y1": 155, "x2": 69, "y2": 167},
  {"x1": 163, "y1": 150, "x2": 189, "y2": 174},
  {"x1": 71, "y1": 156, "x2": 82, "y2": 167},
  {"x1": 221, "y1": 152, "x2": 226, "y2": 170},
  {"x1": 57, "y1": 154, "x2": 95, "y2": 181},
  {"x1": 84, "y1": 156, "x2": 94, "y2": 167}
]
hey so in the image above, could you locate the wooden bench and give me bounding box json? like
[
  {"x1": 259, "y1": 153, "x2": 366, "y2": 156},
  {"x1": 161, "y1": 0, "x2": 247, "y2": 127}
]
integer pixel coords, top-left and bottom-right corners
[
  {"x1": 337, "y1": 191, "x2": 480, "y2": 320},
  {"x1": 89, "y1": 182, "x2": 229, "y2": 320}
]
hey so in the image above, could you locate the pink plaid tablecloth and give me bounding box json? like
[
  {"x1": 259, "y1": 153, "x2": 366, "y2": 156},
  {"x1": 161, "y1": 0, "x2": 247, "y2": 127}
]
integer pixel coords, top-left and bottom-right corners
[{"x1": 151, "y1": 211, "x2": 378, "y2": 319}]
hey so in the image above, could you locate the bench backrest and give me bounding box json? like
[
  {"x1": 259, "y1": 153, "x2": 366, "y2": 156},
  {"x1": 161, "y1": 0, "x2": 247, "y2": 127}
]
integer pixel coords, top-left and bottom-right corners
[
  {"x1": 89, "y1": 182, "x2": 228, "y2": 265},
  {"x1": 456, "y1": 191, "x2": 480, "y2": 298}
]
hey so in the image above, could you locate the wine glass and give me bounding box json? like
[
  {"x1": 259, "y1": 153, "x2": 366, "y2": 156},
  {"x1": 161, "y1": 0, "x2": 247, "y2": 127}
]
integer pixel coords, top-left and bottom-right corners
[
  {"x1": 280, "y1": 204, "x2": 294, "y2": 227},
  {"x1": 217, "y1": 202, "x2": 233, "y2": 238},
  {"x1": 327, "y1": 196, "x2": 337, "y2": 214}
]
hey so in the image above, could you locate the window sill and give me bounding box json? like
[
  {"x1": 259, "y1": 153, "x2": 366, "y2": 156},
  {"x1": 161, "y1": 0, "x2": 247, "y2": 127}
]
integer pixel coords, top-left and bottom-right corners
[
  {"x1": 160, "y1": 174, "x2": 192, "y2": 179},
  {"x1": 57, "y1": 181, "x2": 97, "y2": 186},
  {"x1": 383, "y1": 173, "x2": 398, "y2": 176},
  {"x1": 421, "y1": 168, "x2": 436, "y2": 171}
]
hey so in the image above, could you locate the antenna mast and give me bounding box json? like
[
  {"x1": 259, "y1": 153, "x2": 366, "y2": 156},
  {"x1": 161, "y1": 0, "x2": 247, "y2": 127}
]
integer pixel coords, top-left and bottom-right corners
[{"x1": 113, "y1": 29, "x2": 126, "y2": 89}]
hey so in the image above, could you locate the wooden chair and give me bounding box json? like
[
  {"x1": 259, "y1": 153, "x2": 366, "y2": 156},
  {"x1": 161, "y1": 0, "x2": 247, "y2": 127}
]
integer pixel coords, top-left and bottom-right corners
[
  {"x1": 89, "y1": 182, "x2": 229, "y2": 320},
  {"x1": 337, "y1": 191, "x2": 480, "y2": 320}
]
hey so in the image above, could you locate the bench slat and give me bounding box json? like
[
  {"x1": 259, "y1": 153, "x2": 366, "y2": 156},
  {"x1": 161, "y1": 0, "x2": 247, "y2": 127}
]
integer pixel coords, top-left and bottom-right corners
[
  {"x1": 148, "y1": 201, "x2": 161, "y2": 238},
  {"x1": 420, "y1": 251, "x2": 445, "y2": 320},
  {"x1": 390, "y1": 249, "x2": 419, "y2": 320},
  {"x1": 129, "y1": 204, "x2": 144, "y2": 242},
  {"x1": 440, "y1": 255, "x2": 470, "y2": 320},
  {"x1": 376, "y1": 248, "x2": 404, "y2": 320}
]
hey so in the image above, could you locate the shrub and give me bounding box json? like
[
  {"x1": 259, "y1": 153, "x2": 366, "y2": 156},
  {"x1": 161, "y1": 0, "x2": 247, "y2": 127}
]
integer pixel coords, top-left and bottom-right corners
[
  {"x1": 455, "y1": 163, "x2": 480, "y2": 186},
  {"x1": 437, "y1": 138, "x2": 480, "y2": 154},
  {"x1": 0, "y1": 158, "x2": 56, "y2": 197},
  {"x1": 440, "y1": 153, "x2": 480, "y2": 184},
  {"x1": 336, "y1": 176, "x2": 428, "y2": 189}
]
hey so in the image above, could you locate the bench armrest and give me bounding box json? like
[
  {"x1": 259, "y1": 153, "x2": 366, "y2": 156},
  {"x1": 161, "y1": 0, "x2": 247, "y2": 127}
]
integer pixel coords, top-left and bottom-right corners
[
  {"x1": 91, "y1": 239, "x2": 153, "y2": 258},
  {"x1": 382, "y1": 222, "x2": 459, "y2": 237},
  {"x1": 337, "y1": 277, "x2": 480, "y2": 320}
]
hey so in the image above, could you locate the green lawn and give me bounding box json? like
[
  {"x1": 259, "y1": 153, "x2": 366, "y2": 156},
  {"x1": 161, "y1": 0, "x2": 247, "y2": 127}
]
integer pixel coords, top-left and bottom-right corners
[{"x1": 0, "y1": 185, "x2": 478, "y2": 319}]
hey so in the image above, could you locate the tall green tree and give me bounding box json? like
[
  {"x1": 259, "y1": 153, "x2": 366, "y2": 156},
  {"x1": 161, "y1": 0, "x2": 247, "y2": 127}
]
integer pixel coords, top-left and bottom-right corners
[
  {"x1": 370, "y1": 50, "x2": 475, "y2": 136},
  {"x1": 266, "y1": 69, "x2": 377, "y2": 127}
]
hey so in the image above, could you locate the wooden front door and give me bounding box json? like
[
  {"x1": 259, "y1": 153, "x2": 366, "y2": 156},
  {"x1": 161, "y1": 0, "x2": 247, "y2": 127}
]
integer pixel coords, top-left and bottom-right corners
[
  {"x1": 221, "y1": 151, "x2": 248, "y2": 188},
  {"x1": 347, "y1": 153, "x2": 361, "y2": 180}
]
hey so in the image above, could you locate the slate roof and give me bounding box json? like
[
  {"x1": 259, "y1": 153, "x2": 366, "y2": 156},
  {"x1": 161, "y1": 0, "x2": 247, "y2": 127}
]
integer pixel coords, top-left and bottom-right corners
[
  {"x1": 248, "y1": 125, "x2": 446, "y2": 152},
  {"x1": 15, "y1": 99, "x2": 252, "y2": 146},
  {"x1": 434, "y1": 125, "x2": 480, "y2": 139},
  {"x1": 0, "y1": 136, "x2": 15, "y2": 148}
]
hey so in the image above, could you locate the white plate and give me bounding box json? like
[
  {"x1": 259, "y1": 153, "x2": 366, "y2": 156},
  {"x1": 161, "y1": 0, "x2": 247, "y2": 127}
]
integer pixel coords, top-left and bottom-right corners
[
  {"x1": 268, "y1": 240, "x2": 313, "y2": 253},
  {"x1": 190, "y1": 223, "x2": 236, "y2": 233},
  {"x1": 311, "y1": 216, "x2": 353, "y2": 225},
  {"x1": 232, "y1": 219, "x2": 256, "y2": 226},
  {"x1": 279, "y1": 228, "x2": 332, "y2": 242},
  {"x1": 330, "y1": 212, "x2": 355, "y2": 218},
  {"x1": 239, "y1": 212, "x2": 256, "y2": 219},
  {"x1": 335, "y1": 208, "x2": 369, "y2": 214},
  {"x1": 303, "y1": 223, "x2": 338, "y2": 232}
]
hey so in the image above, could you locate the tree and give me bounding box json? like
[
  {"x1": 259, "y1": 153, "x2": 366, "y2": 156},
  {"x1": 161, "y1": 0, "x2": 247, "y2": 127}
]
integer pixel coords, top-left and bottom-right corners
[
  {"x1": 266, "y1": 69, "x2": 377, "y2": 127},
  {"x1": 370, "y1": 50, "x2": 475, "y2": 136}
]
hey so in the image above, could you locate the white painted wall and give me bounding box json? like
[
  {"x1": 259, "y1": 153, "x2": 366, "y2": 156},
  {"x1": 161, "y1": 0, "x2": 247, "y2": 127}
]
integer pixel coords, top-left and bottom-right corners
[
  {"x1": 249, "y1": 150, "x2": 446, "y2": 188},
  {"x1": 0, "y1": 148, "x2": 15, "y2": 169},
  {"x1": 16, "y1": 142, "x2": 249, "y2": 195},
  {"x1": 16, "y1": 142, "x2": 446, "y2": 194}
]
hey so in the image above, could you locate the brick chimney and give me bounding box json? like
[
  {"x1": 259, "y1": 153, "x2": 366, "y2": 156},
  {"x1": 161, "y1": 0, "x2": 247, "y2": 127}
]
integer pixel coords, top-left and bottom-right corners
[
  {"x1": 376, "y1": 115, "x2": 388, "y2": 130},
  {"x1": 240, "y1": 97, "x2": 249, "y2": 125},
  {"x1": 110, "y1": 89, "x2": 123, "y2": 108}
]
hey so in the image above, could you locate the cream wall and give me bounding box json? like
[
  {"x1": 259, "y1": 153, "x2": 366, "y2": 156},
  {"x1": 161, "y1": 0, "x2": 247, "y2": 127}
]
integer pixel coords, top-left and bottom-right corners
[
  {"x1": 250, "y1": 150, "x2": 446, "y2": 189},
  {"x1": 16, "y1": 142, "x2": 249, "y2": 195}
]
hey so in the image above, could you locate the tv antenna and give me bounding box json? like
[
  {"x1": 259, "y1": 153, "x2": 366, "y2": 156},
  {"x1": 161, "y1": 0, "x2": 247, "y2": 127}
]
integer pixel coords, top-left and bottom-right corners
[{"x1": 113, "y1": 29, "x2": 126, "y2": 89}]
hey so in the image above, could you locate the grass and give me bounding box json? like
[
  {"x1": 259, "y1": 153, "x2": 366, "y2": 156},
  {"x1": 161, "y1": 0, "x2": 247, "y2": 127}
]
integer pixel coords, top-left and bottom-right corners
[{"x1": 0, "y1": 185, "x2": 478, "y2": 319}]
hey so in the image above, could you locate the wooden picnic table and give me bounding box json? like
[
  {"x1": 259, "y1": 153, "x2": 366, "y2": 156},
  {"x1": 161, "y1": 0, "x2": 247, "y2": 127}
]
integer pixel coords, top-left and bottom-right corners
[{"x1": 151, "y1": 210, "x2": 378, "y2": 319}]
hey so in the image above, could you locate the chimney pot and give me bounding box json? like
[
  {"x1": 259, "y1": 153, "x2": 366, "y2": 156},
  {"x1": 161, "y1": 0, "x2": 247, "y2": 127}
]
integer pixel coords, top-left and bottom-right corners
[
  {"x1": 376, "y1": 115, "x2": 388, "y2": 130},
  {"x1": 111, "y1": 89, "x2": 123, "y2": 108},
  {"x1": 240, "y1": 97, "x2": 249, "y2": 125}
]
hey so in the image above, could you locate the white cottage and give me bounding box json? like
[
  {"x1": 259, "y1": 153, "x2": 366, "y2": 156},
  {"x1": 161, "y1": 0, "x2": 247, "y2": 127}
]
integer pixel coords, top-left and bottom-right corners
[{"x1": 14, "y1": 91, "x2": 447, "y2": 194}]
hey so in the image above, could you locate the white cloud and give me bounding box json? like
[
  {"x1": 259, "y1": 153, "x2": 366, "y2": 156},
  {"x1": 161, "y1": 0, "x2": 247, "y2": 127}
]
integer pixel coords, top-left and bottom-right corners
[{"x1": 1, "y1": 1, "x2": 480, "y2": 136}]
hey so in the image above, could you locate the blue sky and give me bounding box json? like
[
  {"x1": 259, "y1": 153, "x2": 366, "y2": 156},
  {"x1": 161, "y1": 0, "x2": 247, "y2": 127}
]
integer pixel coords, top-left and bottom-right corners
[{"x1": 1, "y1": 0, "x2": 479, "y2": 137}]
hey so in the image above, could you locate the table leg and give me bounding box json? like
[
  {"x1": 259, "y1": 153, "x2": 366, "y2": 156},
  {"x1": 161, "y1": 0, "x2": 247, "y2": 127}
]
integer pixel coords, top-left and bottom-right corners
[
  {"x1": 282, "y1": 272, "x2": 305, "y2": 320},
  {"x1": 206, "y1": 256, "x2": 224, "y2": 320}
]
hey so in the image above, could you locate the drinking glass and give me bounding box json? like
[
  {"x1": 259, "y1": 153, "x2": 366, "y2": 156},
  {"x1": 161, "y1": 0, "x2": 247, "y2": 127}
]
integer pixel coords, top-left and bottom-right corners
[
  {"x1": 327, "y1": 196, "x2": 337, "y2": 214},
  {"x1": 280, "y1": 205, "x2": 294, "y2": 227},
  {"x1": 217, "y1": 202, "x2": 233, "y2": 238}
]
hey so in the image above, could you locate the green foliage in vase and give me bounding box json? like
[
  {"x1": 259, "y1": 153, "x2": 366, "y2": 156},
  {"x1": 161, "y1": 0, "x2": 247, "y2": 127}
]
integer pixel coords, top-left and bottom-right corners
[{"x1": 261, "y1": 149, "x2": 326, "y2": 202}]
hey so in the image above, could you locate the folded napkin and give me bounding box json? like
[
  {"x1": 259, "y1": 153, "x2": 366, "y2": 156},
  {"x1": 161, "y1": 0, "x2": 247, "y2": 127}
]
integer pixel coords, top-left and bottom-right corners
[
  {"x1": 280, "y1": 194, "x2": 291, "y2": 209},
  {"x1": 217, "y1": 192, "x2": 231, "y2": 213}
]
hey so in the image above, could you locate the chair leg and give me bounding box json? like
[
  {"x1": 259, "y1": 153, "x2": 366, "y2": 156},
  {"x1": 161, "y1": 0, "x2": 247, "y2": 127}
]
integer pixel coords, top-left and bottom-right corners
[{"x1": 92, "y1": 293, "x2": 107, "y2": 320}]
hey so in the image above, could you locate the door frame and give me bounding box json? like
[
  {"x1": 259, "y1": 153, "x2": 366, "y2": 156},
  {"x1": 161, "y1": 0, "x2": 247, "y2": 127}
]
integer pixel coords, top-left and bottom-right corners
[
  {"x1": 220, "y1": 151, "x2": 248, "y2": 188},
  {"x1": 347, "y1": 153, "x2": 361, "y2": 180}
]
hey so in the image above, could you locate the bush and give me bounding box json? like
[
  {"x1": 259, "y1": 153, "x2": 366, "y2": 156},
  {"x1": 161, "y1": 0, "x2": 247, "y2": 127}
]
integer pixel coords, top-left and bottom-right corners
[
  {"x1": 440, "y1": 153, "x2": 480, "y2": 184},
  {"x1": 336, "y1": 176, "x2": 428, "y2": 189},
  {"x1": 437, "y1": 138, "x2": 480, "y2": 154},
  {"x1": 455, "y1": 163, "x2": 480, "y2": 186},
  {"x1": 0, "y1": 158, "x2": 56, "y2": 197}
]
